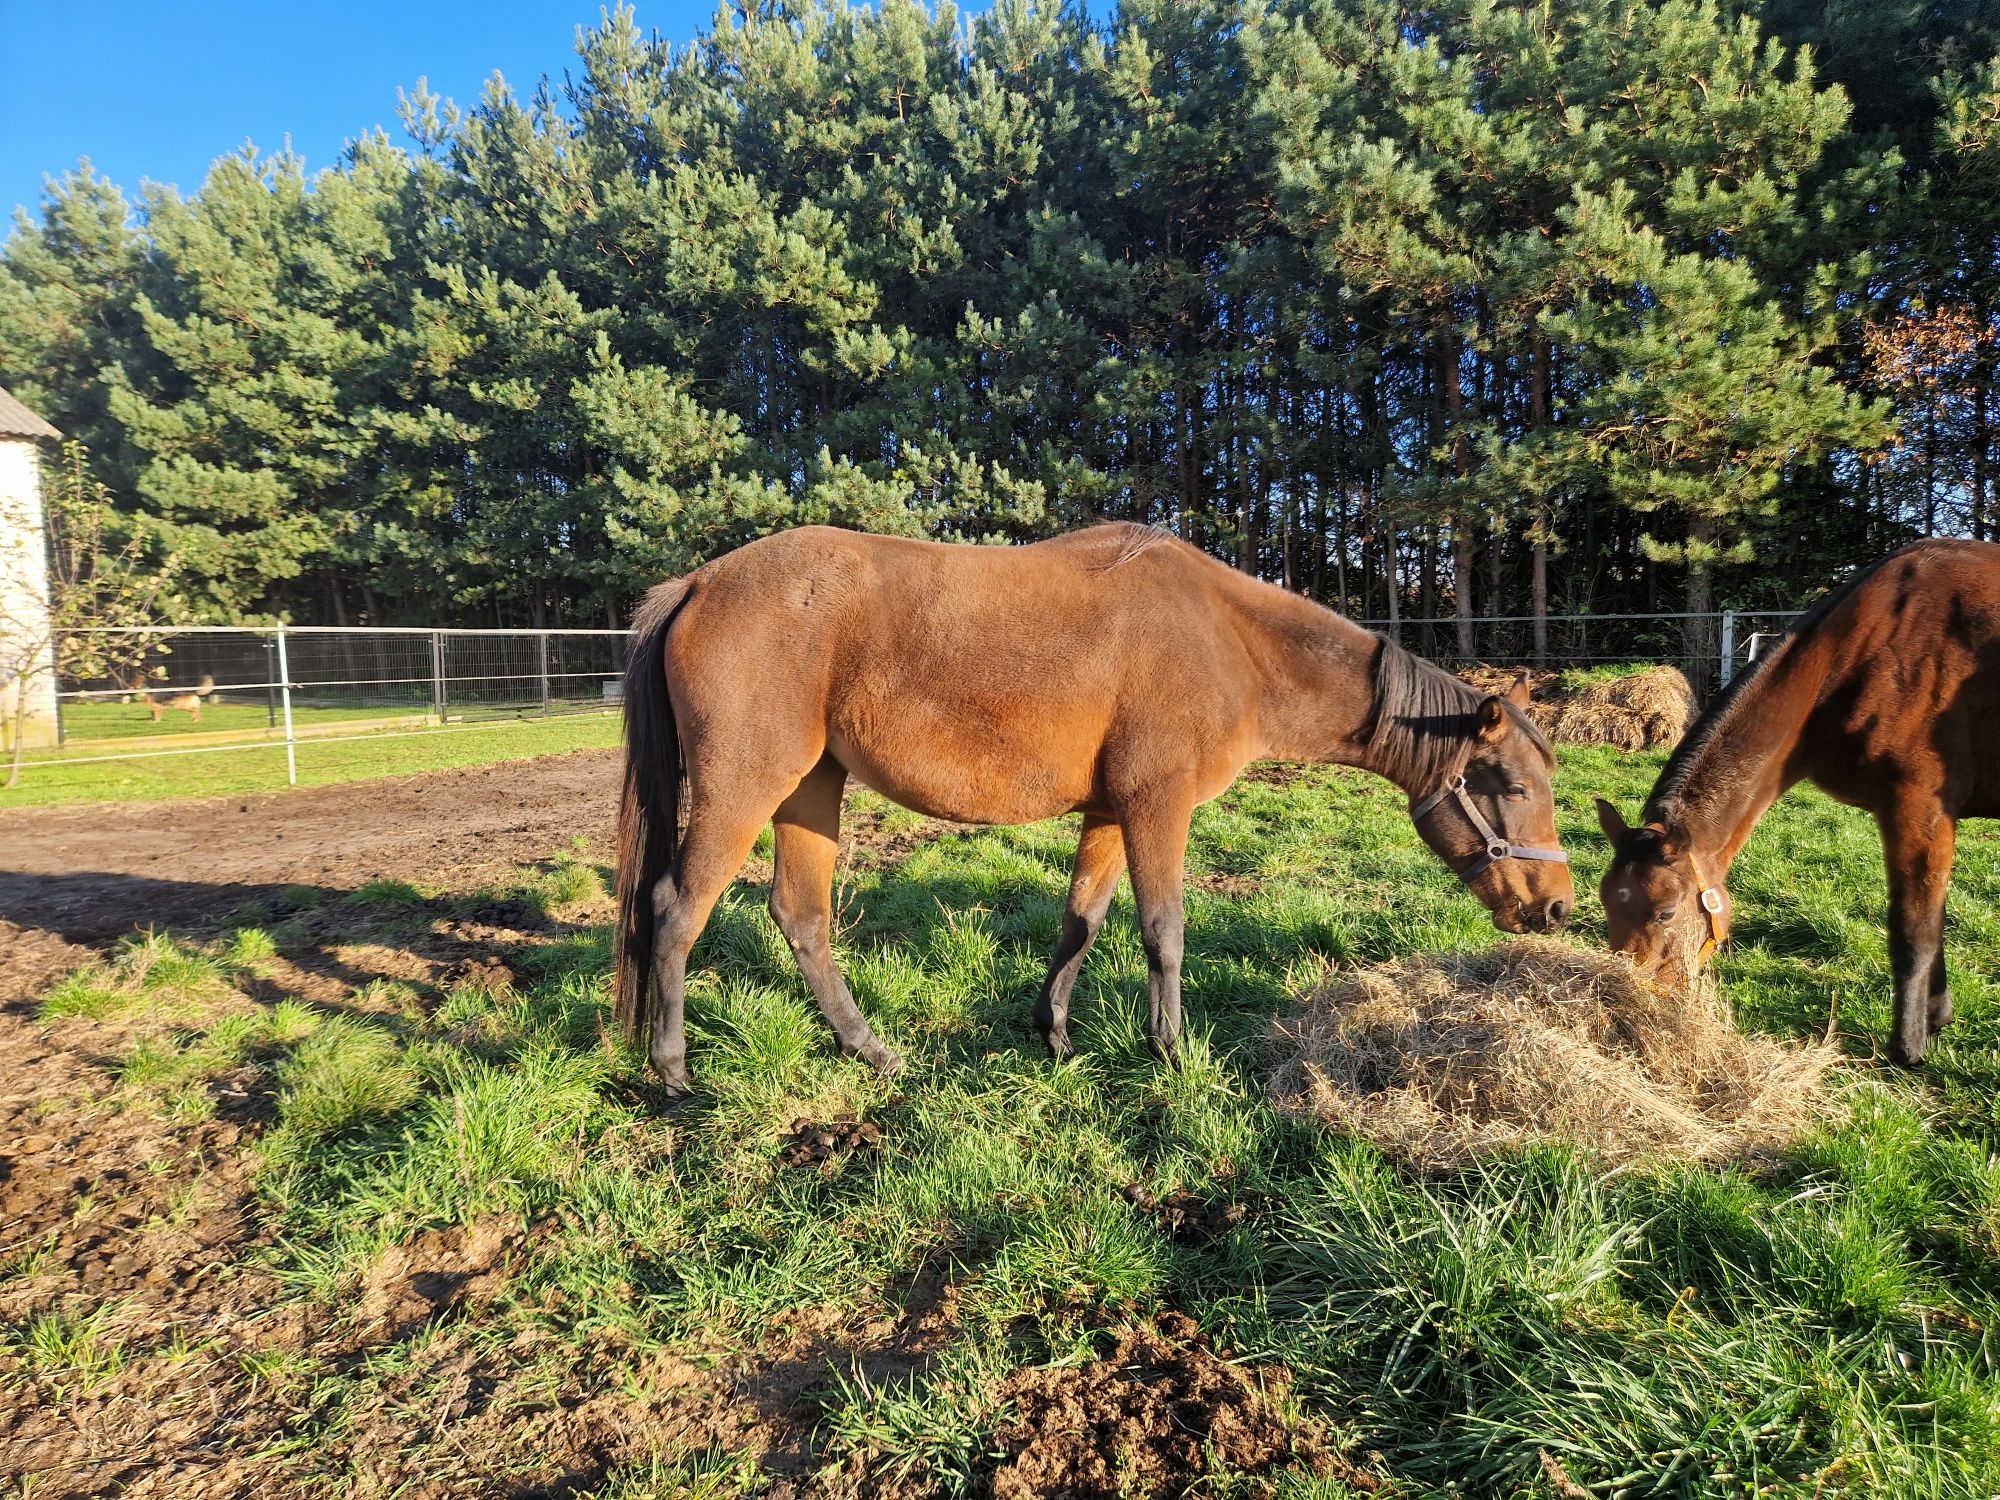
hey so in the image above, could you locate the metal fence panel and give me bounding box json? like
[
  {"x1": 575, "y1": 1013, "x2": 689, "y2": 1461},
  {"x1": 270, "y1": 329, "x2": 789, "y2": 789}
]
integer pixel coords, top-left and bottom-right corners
[
  {"x1": 17, "y1": 607, "x2": 1814, "y2": 794},
  {"x1": 26, "y1": 625, "x2": 629, "y2": 789}
]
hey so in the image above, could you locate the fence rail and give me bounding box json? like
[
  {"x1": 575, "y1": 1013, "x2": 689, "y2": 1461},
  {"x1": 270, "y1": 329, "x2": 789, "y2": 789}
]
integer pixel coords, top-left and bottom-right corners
[
  {"x1": 11, "y1": 608, "x2": 1808, "y2": 793},
  {"x1": 18, "y1": 626, "x2": 632, "y2": 789}
]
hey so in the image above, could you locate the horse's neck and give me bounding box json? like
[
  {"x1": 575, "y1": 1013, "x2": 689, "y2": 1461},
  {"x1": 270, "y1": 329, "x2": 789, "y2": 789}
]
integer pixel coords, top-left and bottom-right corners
[
  {"x1": 1228, "y1": 587, "x2": 1389, "y2": 769},
  {"x1": 1658, "y1": 636, "x2": 1829, "y2": 871}
]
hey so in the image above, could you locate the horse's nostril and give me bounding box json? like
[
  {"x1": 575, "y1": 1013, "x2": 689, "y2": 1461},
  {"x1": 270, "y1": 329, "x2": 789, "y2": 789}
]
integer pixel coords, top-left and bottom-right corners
[{"x1": 1547, "y1": 899, "x2": 1570, "y2": 927}]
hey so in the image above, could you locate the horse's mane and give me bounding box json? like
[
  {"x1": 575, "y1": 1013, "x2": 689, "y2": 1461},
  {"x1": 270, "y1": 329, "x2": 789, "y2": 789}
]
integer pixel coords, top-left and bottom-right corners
[
  {"x1": 1646, "y1": 553, "x2": 1889, "y2": 821},
  {"x1": 1087, "y1": 521, "x2": 1176, "y2": 571},
  {"x1": 1366, "y1": 635, "x2": 1552, "y2": 791}
]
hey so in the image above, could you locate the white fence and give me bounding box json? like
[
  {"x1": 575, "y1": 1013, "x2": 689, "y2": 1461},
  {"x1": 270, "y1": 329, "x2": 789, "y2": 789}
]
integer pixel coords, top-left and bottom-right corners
[
  {"x1": 1358, "y1": 608, "x2": 1800, "y2": 690},
  {"x1": 26, "y1": 625, "x2": 629, "y2": 789},
  {"x1": 12, "y1": 608, "x2": 1807, "y2": 794}
]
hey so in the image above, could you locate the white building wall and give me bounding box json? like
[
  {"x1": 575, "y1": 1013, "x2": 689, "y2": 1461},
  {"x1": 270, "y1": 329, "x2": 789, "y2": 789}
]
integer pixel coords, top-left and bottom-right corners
[{"x1": 0, "y1": 437, "x2": 59, "y2": 751}]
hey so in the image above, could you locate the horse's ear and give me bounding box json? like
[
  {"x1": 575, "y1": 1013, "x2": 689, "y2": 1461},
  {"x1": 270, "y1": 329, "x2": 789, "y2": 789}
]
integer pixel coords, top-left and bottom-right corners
[
  {"x1": 1657, "y1": 824, "x2": 1687, "y2": 860},
  {"x1": 1475, "y1": 695, "x2": 1510, "y2": 743},
  {"x1": 1505, "y1": 669, "x2": 1533, "y2": 708},
  {"x1": 1595, "y1": 797, "x2": 1631, "y2": 846}
]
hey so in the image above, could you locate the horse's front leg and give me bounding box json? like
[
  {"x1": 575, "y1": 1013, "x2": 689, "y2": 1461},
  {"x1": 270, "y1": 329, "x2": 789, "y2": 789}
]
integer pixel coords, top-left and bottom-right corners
[
  {"x1": 1118, "y1": 790, "x2": 1195, "y2": 1064},
  {"x1": 1034, "y1": 816, "x2": 1126, "y2": 1059},
  {"x1": 1875, "y1": 792, "x2": 1956, "y2": 1066}
]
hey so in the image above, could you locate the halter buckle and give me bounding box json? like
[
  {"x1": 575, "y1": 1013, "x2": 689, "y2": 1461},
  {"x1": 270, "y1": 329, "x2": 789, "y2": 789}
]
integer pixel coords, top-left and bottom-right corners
[{"x1": 1700, "y1": 887, "x2": 1726, "y2": 916}]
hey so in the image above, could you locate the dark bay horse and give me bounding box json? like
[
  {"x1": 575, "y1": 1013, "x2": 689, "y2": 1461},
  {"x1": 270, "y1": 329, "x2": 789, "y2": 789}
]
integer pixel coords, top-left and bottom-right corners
[
  {"x1": 616, "y1": 523, "x2": 1573, "y2": 1095},
  {"x1": 1598, "y1": 538, "x2": 2000, "y2": 1064}
]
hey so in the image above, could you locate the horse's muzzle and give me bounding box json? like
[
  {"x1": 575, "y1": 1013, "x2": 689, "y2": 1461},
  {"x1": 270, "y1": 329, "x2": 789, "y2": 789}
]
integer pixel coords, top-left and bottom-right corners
[{"x1": 1517, "y1": 897, "x2": 1570, "y2": 933}]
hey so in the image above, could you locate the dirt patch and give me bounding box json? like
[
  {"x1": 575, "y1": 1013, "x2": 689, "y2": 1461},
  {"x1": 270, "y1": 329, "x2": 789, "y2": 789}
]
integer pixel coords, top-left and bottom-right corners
[
  {"x1": 443, "y1": 954, "x2": 518, "y2": 993},
  {"x1": 0, "y1": 1010, "x2": 296, "y2": 1498},
  {"x1": 780, "y1": 1117, "x2": 884, "y2": 1172},
  {"x1": 1121, "y1": 1183, "x2": 1252, "y2": 1245},
  {"x1": 987, "y1": 1312, "x2": 1341, "y2": 1498},
  {"x1": 1268, "y1": 939, "x2": 1842, "y2": 1169},
  {"x1": 357, "y1": 1216, "x2": 533, "y2": 1340},
  {"x1": 0, "y1": 749, "x2": 957, "y2": 1006},
  {"x1": 1189, "y1": 871, "x2": 1262, "y2": 899}
]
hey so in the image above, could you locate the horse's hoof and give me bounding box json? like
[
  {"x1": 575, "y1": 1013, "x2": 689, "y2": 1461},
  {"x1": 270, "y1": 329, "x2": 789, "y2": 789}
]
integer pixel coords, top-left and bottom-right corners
[
  {"x1": 1043, "y1": 1029, "x2": 1074, "y2": 1061},
  {"x1": 657, "y1": 1084, "x2": 702, "y2": 1114},
  {"x1": 1148, "y1": 1036, "x2": 1185, "y2": 1068},
  {"x1": 862, "y1": 1043, "x2": 904, "y2": 1078},
  {"x1": 1885, "y1": 1039, "x2": 1927, "y2": 1069}
]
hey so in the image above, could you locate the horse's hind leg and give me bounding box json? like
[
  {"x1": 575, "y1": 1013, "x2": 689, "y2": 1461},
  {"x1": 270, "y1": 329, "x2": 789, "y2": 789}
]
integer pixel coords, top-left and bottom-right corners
[
  {"x1": 1118, "y1": 790, "x2": 1195, "y2": 1064},
  {"x1": 769, "y1": 756, "x2": 902, "y2": 1076},
  {"x1": 1034, "y1": 816, "x2": 1125, "y2": 1059},
  {"x1": 649, "y1": 790, "x2": 778, "y2": 1097},
  {"x1": 1876, "y1": 793, "x2": 1956, "y2": 1066}
]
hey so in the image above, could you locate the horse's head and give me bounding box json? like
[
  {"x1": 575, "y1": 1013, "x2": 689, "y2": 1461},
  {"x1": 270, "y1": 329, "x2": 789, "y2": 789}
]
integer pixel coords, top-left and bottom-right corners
[
  {"x1": 1408, "y1": 677, "x2": 1573, "y2": 933},
  {"x1": 1594, "y1": 799, "x2": 1729, "y2": 984}
]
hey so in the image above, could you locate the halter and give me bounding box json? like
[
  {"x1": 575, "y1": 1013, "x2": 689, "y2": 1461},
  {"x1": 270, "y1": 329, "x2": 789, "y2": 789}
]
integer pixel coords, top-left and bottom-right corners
[
  {"x1": 1410, "y1": 773, "x2": 1570, "y2": 886},
  {"x1": 1685, "y1": 846, "x2": 1731, "y2": 964},
  {"x1": 1639, "y1": 821, "x2": 1730, "y2": 963}
]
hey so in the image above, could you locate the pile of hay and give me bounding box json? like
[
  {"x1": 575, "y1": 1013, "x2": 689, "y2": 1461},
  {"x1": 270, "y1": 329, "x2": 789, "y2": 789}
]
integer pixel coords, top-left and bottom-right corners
[
  {"x1": 1458, "y1": 664, "x2": 1695, "y2": 751},
  {"x1": 1538, "y1": 667, "x2": 1694, "y2": 751},
  {"x1": 1268, "y1": 939, "x2": 1840, "y2": 1169}
]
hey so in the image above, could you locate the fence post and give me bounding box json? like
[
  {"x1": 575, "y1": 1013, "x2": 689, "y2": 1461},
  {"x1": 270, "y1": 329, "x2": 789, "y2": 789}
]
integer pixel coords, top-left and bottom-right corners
[
  {"x1": 49, "y1": 633, "x2": 65, "y2": 747},
  {"x1": 275, "y1": 627, "x2": 297, "y2": 787},
  {"x1": 538, "y1": 632, "x2": 550, "y2": 716},
  {"x1": 430, "y1": 630, "x2": 446, "y2": 722},
  {"x1": 1719, "y1": 610, "x2": 1736, "y2": 688}
]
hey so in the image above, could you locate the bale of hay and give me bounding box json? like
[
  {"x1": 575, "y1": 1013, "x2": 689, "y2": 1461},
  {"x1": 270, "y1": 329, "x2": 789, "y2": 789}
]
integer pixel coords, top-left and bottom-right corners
[
  {"x1": 1268, "y1": 939, "x2": 1840, "y2": 1169},
  {"x1": 1454, "y1": 663, "x2": 1694, "y2": 751},
  {"x1": 1539, "y1": 667, "x2": 1694, "y2": 752},
  {"x1": 1457, "y1": 663, "x2": 1559, "y2": 701}
]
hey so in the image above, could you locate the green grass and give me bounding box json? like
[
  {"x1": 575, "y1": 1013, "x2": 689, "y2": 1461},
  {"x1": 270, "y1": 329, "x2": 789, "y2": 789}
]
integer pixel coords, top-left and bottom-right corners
[
  {"x1": 33, "y1": 747, "x2": 2000, "y2": 1494},
  {"x1": 1, "y1": 712, "x2": 620, "y2": 807},
  {"x1": 38, "y1": 931, "x2": 240, "y2": 1021},
  {"x1": 5, "y1": 1301, "x2": 128, "y2": 1400},
  {"x1": 53, "y1": 697, "x2": 426, "y2": 744}
]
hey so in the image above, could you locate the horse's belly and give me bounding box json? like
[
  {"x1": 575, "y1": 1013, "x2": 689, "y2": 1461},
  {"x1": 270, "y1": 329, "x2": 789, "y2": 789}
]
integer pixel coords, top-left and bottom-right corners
[{"x1": 825, "y1": 704, "x2": 1101, "y2": 825}]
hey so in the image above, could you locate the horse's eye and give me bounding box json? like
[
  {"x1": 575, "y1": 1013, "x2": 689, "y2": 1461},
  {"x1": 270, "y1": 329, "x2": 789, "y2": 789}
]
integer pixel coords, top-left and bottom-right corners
[
  {"x1": 1654, "y1": 909, "x2": 1678, "y2": 926},
  {"x1": 1505, "y1": 784, "x2": 1528, "y2": 799}
]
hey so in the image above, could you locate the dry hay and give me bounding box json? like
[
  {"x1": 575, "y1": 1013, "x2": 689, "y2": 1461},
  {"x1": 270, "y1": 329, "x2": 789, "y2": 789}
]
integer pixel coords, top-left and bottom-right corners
[
  {"x1": 1540, "y1": 667, "x2": 1694, "y2": 751},
  {"x1": 1268, "y1": 939, "x2": 1840, "y2": 1170},
  {"x1": 1456, "y1": 663, "x2": 1695, "y2": 751}
]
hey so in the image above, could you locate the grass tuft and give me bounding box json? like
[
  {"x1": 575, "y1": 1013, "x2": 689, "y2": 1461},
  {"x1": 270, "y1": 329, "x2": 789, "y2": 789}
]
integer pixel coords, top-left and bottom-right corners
[
  {"x1": 271, "y1": 1019, "x2": 418, "y2": 1143},
  {"x1": 347, "y1": 878, "x2": 427, "y2": 910},
  {"x1": 6, "y1": 1301, "x2": 127, "y2": 1398}
]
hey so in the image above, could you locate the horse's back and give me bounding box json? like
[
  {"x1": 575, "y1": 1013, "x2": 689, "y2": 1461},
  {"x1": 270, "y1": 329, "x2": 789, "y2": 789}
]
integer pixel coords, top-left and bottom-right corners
[{"x1": 1818, "y1": 539, "x2": 2000, "y2": 813}]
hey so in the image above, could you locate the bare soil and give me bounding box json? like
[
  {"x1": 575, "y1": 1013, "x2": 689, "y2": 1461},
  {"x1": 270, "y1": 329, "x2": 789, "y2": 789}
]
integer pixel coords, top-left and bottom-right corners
[
  {"x1": 986, "y1": 1312, "x2": 1345, "y2": 1498},
  {"x1": 0, "y1": 749, "x2": 626, "y2": 999}
]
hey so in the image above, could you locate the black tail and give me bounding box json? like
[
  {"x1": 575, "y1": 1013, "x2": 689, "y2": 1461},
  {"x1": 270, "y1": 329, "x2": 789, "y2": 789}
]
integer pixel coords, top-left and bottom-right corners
[{"x1": 614, "y1": 577, "x2": 693, "y2": 1042}]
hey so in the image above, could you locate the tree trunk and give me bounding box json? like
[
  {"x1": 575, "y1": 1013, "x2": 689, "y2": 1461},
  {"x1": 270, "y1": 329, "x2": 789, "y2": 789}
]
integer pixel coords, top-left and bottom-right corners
[
  {"x1": 1687, "y1": 513, "x2": 1717, "y2": 697},
  {"x1": 1529, "y1": 334, "x2": 1551, "y2": 664},
  {"x1": 1442, "y1": 331, "x2": 1475, "y2": 656},
  {"x1": 1974, "y1": 332, "x2": 1990, "y2": 543}
]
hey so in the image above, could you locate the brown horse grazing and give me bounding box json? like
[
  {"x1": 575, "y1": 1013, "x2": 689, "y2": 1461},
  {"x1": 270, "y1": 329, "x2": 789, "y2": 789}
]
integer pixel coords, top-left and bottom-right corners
[
  {"x1": 614, "y1": 523, "x2": 1573, "y2": 1096},
  {"x1": 1597, "y1": 538, "x2": 2000, "y2": 1065}
]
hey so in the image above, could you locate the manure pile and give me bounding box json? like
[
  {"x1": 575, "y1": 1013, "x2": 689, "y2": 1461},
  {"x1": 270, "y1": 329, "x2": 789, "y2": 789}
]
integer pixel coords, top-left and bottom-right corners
[
  {"x1": 1459, "y1": 664, "x2": 1695, "y2": 751},
  {"x1": 1268, "y1": 939, "x2": 1840, "y2": 1169}
]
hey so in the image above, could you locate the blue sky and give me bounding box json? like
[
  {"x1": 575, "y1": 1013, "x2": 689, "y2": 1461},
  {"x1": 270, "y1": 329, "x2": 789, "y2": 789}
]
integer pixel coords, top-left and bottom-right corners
[{"x1": 0, "y1": 2, "x2": 730, "y2": 223}]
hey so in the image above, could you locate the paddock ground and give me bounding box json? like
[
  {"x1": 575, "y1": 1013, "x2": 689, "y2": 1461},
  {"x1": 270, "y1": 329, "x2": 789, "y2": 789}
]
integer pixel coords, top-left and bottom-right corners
[{"x1": 3, "y1": 745, "x2": 1999, "y2": 1496}]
